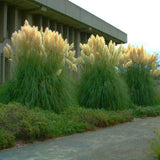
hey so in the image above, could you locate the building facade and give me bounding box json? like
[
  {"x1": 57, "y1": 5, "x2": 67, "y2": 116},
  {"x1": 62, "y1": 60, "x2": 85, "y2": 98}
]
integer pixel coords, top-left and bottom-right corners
[{"x1": 0, "y1": 0, "x2": 127, "y2": 83}]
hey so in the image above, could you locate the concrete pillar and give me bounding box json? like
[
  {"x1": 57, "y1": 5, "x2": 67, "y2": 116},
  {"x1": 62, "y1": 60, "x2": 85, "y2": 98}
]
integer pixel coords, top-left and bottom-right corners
[
  {"x1": 17, "y1": 11, "x2": 22, "y2": 30},
  {"x1": 0, "y1": 2, "x2": 8, "y2": 83},
  {"x1": 105, "y1": 39, "x2": 109, "y2": 45},
  {"x1": 1, "y1": 52, "x2": 5, "y2": 83},
  {"x1": 12, "y1": 8, "x2": 19, "y2": 31},
  {"x1": 80, "y1": 32, "x2": 88, "y2": 44},
  {"x1": 0, "y1": 52, "x2": 1, "y2": 83},
  {"x1": 50, "y1": 21, "x2": 57, "y2": 31},
  {"x1": 87, "y1": 33, "x2": 91, "y2": 40},
  {"x1": 57, "y1": 24, "x2": 63, "y2": 37},
  {"x1": 63, "y1": 26, "x2": 69, "y2": 42},
  {"x1": 43, "y1": 18, "x2": 50, "y2": 30},
  {"x1": 26, "y1": 14, "x2": 33, "y2": 26},
  {"x1": 74, "y1": 30, "x2": 81, "y2": 57},
  {"x1": 0, "y1": 3, "x2": 8, "y2": 42},
  {"x1": 0, "y1": 53, "x2": 1, "y2": 83},
  {"x1": 8, "y1": 7, "x2": 19, "y2": 37},
  {"x1": 84, "y1": 32, "x2": 88, "y2": 43},
  {"x1": 5, "y1": 58, "x2": 11, "y2": 81},
  {"x1": 5, "y1": 7, "x2": 20, "y2": 83},
  {"x1": 69, "y1": 27, "x2": 74, "y2": 45},
  {"x1": 22, "y1": 12, "x2": 33, "y2": 26},
  {"x1": 33, "y1": 15, "x2": 43, "y2": 30}
]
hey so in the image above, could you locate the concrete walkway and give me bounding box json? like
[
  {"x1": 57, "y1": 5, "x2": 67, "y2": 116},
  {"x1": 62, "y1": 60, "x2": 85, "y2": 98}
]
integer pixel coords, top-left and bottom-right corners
[{"x1": 0, "y1": 117, "x2": 160, "y2": 160}]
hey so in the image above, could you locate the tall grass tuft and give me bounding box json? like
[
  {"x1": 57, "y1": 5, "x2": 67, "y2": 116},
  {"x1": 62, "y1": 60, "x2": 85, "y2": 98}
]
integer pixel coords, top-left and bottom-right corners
[
  {"x1": 1, "y1": 20, "x2": 78, "y2": 113},
  {"x1": 148, "y1": 129, "x2": 160, "y2": 160},
  {"x1": 78, "y1": 35, "x2": 130, "y2": 110},
  {"x1": 118, "y1": 45, "x2": 160, "y2": 106}
]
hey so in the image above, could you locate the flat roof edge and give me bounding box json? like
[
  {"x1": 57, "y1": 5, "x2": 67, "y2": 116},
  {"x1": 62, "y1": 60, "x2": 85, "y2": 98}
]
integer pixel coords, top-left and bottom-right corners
[{"x1": 32, "y1": 0, "x2": 127, "y2": 43}]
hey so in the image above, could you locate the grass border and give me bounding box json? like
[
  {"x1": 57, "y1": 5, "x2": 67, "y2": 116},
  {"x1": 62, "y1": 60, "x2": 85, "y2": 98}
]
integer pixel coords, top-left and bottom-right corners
[{"x1": 0, "y1": 103, "x2": 160, "y2": 150}]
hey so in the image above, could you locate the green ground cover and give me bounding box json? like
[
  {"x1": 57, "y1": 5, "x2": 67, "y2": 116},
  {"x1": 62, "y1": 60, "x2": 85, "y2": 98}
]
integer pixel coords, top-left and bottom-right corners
[{"x1": 0, "y1": 102, "x2": 160, "y2": 150}]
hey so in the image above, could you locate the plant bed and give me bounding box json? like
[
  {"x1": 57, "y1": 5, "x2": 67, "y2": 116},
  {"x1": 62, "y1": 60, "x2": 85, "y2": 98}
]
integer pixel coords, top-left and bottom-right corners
[{"x1": 1, "y1": 102, "x2": 160, "y2": 150}]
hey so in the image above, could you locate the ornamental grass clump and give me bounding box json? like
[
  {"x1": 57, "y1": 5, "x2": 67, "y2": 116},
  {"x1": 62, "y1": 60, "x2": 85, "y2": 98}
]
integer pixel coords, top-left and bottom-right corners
[
  {"x1": 1, "y1": 20, "x2": 78, "y2": 113},
  {"x1": 78, "y1": 35, "x2": 130, "y2": 110},
  {"x1": 148, "y1": 129, "x2": 160, "y2": 160},
  {"x1": 118, "y1": 45, "x2": 160, "y2": 106}
]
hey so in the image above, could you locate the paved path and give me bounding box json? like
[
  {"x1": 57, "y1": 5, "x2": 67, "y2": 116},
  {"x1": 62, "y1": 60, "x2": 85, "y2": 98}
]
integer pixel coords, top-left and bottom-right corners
[{"x1": 0, "y1": 117, "x2": 160, "y2": 160}]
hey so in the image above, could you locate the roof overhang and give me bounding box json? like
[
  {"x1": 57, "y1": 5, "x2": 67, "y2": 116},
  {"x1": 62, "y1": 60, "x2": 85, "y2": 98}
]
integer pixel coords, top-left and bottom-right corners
[{"x1": 1, "y1": 0, "x2": 127, "y2": 43}]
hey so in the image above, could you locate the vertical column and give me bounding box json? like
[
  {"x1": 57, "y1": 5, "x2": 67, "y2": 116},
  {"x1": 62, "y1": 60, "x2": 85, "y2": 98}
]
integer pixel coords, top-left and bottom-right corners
[
  {"x1": 63, "y1": 26, "x2": 69, "y2": 42},
  {"x1": 0, "y1": 52, "x2": 1, "y2": 83},
  {"x1": 17, "y1": 10, "x2": 22, "y2": 30},
  {"x1": 69, "y1": 27, "x2": 74, "y2": 45},
  {"x1": 12, "y1": 8, "x2": 19, "y2": 31},
  {"x1": 84, "y1": 32, "x2": 88, "y2": 43},
  {"x1": 26, "y1": 14, "x2": 33, "y2": 26},
  {"x1": 14, "y1": 8, "x2": 19, "y2": 31},
  {"x1": 22, "y1": 12, "x2": 33, "y2": 26},
  {"x1": 5, "y1": 58, "x2": 11, "y2": 81},
  {"x1": 74, "y1": 30, "x2": 81, "y2": 57},
  {"x1": 6, "y1": 7, "x2": 20, "y2": 83},
  {"x1": 43, "y1": 18, "x2": 50, "y2": 30},
  {"x1": 74, "y1": 30, "x2": 81, "y2": 79},
  {"x1": 8, "y1": 7, "x2": 19, "y2": 37},
  {"x1": 87, "y1": 33, "x2": 91, "y2": 40},
  {"x1": 80, "y1": 32, "x2": 88, "y2": 44},
  {"x1": 57, "y1": 24, "x2": 63, "y2": 37},
  {"x1": 33, "y1": 15, "x2": 43, "y2": 30},
  {"x1": 50, "y1": 21, "x2": 57, "y2": 31},
  {"x1": 105, "y1": 39, "x2": 109, "y2": 45},
  {"x1": 0, "y1": 3, "x2": 8, "y2": 42},
  {"x1": 48, "y1": 20, "x2": 50, "y2": 28},
  {"x1": 66, "y1": 27, "x2": 70, "y2": 42},
  {"x1": 1, "y1": 50, "x2": 5, "y2": 83},
  {"x1": 0, "y1": 2, "x2": 7, "y2": 83}
]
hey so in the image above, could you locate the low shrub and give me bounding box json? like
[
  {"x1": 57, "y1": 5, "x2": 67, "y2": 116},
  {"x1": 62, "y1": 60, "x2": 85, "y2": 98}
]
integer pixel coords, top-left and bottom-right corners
[
  {"x1": 0, "y1": 129, "x2": 15, "y2": 149},
  {"x1": 0, "y1": 103, "x2": 54, "y2": 141},
  {"x1": 0, "y1": 103, "x2": 95, "y2": 144},
  {"x1": 133, "y1": 106, "x2": 160, "y2": 118},
  {"x1": 1, "y1": 102, "x2": 160, "y2": 150},
  {"x1": 63, "y1": 106, "x2": 134, "y2": 128},
  {"x1": 148, "y1": 129, "x2": 160, "y2": 160}
]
